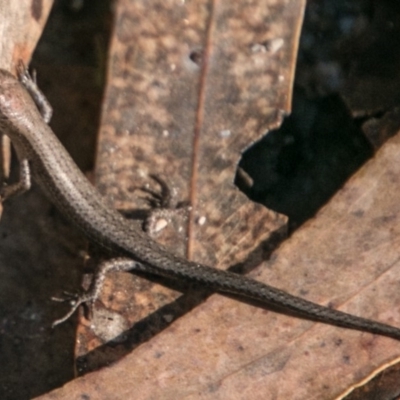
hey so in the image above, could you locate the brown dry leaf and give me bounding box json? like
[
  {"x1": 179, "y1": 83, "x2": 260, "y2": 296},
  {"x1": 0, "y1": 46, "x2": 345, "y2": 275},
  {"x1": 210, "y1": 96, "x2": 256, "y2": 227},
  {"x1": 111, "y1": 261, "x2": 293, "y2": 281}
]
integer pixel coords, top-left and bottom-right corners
[
  {"x1": 73, "y1": 0, "x2": 303, "y2": 363},
  {"x1": 36, "y1": 123, "x2": 400, "y2": 399},
  {"x1": 342, "y1": 360, "x2": 400, "y2": 400},
  {"x1": 0, "y1": 0, "x2": 53, "y2": 70}
]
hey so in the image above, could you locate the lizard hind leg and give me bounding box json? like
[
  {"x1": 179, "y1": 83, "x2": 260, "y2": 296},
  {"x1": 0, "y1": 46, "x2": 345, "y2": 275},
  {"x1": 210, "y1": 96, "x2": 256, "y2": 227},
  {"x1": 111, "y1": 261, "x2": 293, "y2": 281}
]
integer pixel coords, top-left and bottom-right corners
[{"x1": 52, "y1": 257, "x2": 144, "y2": 327}]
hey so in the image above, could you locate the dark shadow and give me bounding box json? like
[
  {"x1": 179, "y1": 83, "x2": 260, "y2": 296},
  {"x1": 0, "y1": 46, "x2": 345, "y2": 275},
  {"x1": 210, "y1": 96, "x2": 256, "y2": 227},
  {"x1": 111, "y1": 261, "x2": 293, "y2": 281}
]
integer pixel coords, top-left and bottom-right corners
[{"x1": 236, "y1": 90, "x2": 373, "y2": 230}]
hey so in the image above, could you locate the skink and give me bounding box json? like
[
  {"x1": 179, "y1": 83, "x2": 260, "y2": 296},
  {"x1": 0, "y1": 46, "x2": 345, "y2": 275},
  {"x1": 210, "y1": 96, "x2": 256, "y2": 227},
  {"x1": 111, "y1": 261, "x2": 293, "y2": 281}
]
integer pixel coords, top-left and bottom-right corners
[{"x1": 1, "y1": 67, "x2": 400, "y2": 339}]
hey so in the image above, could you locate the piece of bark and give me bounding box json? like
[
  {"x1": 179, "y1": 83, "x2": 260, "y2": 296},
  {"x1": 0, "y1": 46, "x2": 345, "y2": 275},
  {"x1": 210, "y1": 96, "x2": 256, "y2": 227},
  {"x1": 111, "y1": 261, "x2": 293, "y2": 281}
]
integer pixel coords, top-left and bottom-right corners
[{"x1": 73, "y1": 0, "x2": 304, "y2": 364}]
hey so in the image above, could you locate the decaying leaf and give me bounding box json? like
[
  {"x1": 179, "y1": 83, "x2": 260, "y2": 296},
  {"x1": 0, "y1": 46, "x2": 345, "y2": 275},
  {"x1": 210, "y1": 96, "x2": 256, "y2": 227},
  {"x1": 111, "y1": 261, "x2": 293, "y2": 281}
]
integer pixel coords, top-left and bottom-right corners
[{"x1": 74, "y1": 0, "x2": 304, "y2": 363}]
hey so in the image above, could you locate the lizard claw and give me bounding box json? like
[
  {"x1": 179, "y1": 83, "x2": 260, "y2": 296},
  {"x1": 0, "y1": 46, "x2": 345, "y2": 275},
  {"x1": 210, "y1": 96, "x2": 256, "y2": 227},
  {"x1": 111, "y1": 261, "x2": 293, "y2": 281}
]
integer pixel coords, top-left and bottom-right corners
[
  {"x1": 51, "y1": 290, "x2": 79, "y2": 302},
  {"x1": 51, "y1": 291, "x2": 95, "y2": 328},
  {"x1": 140, "y1": 175, "x2": 191, "y2": 234}
]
